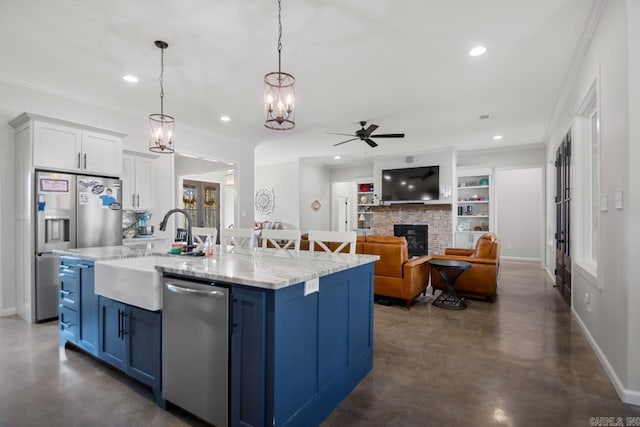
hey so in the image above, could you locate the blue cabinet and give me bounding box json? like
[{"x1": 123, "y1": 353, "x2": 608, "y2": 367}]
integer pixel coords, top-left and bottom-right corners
[
  {"x1": 59, "y1": 257, "x2": 99, "y2": 356},
  {"x1": 230, "y1": 263, "x2": 374, "y2": 427},
  {"x1": 60, "y1": 256, "x2": 162, "y2": 405},
  {"x1": 98, "y1": 296, "x2": 126, "y2": 370},
  {"x1": 98, "y1": 296, "x2": 162, "y2": 396}
]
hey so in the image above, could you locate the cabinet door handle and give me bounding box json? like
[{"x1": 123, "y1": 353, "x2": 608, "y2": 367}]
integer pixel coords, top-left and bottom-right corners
[
  {"x1": 83, "y1": 153, "x2": 87, "y2": 169},
  {"x1": 59, "y1": 289, "x2": 71, "y2": 296},
  {"x1": 121, "y1": 312, "x2": 128, "y2": 339},
  {"x1": 136, "y1": 194, "x2": 140, "y2": 207},
  {"x1": 117, "y1": 309, "x2": 122, "y2": 338},
  {"x1": 132, "y1": 194, "x2": 136, "y2": 207},
  {"x1": 60, "y1": 321, "x2": 72, "y2": 329},
  {"x1": 77, "y1": 153, "x2": 81, "y2": 169}
]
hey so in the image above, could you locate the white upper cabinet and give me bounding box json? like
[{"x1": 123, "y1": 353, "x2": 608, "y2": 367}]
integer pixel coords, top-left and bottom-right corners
[
  {"x1": 122, "y1": 153, "x2": 154, "y2": 210},
  {"x1": 33, "y1": 121, "x2": 82, "y2": 171},
  {"x1": 13, "y1": 113, "x2": 125, "y2": 177},
  {"x1": 81, "y1": 131, "x2": 122, "y2": 176}
]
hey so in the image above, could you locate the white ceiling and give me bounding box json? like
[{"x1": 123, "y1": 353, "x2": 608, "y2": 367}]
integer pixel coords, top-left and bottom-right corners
[{"x1": 0, "y1": 0, "x2": 594, "y2": 167}]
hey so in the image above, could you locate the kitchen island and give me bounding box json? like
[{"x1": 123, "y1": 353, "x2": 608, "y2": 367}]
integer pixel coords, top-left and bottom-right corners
[{"x1": 54, "y1": 244, "x2": 378, "y2": 427}]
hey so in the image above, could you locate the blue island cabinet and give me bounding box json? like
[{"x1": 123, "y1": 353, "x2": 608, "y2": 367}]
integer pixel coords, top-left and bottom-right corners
[
  {"x1": 98, "y1": 296, "x2": 163, "y2": 403},
  {"x1": 231, "y1": 263, "x2": 374, "y2": 427},
  {"x1": 59, "y1": 257, "x2": 99, "y2": 356}
]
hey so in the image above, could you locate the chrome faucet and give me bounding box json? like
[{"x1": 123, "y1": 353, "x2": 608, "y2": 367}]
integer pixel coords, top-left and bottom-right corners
[{"x1": 159, "y1": 208, "x2": 195, "y2": 252}]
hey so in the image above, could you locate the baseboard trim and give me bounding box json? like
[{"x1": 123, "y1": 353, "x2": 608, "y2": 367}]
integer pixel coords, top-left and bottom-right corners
[
  {"x1": 501, "y1": 256, "x2": 541, "y2": 262},
  {"x1": 545, "y1": 267, "x2": 555, "y2": 282},
  {"x1": 1, "y1": 307, "x2": 17, "y2": 317},
  {"x1": 572, "y1": 308, "x2": 640, "y2": 406}
]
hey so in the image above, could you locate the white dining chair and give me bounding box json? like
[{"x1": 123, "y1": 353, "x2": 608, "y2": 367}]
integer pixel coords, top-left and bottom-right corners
[
  {"x1": 220, "y1": 228, "x2": 255, "y2": 249},
  {"x1": 307, "y1": 230, "x2": 357, "y2": 254},
  {"x1": 261, "y1": 229, "x2": 301, "y2": 252},
  {"x1": 191, "y1": 227, "x2": 218, "y2": 250}
]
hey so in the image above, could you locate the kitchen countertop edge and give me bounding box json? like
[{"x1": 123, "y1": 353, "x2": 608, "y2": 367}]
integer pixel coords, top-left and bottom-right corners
[{"x1": 53, "y1": 245, "x2": 379, "y2": 290}]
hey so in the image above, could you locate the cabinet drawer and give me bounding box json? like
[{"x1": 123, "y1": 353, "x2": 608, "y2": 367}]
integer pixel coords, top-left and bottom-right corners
[
  {"x1": 59, "y1": 259, "x2": 79, "y2": 278},
  {"x1": 59, "y1": 305, "x2": 78, "y2": 342},
  {"x1": 59, "y1": 274, "x2": 78, "y2": 309}
]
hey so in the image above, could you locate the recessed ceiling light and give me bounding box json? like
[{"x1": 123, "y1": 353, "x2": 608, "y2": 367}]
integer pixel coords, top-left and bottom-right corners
[
  {"x1": 224, "y1": 161, "x2": 235, "y2": 166},
  {"x1": 220, "y1": 116, "x2": 231, "y2": 122},
  {"x1": 469, "y1": 46, "x2": 487, "y2": 57},
  {"x1": 492, "y1": 135, "x2": 503, "y2": 140},
  {"x1": 122, "y1": 75, "x2": 138, "y2": 83},
  {"x1": 334, "y1": 155, "x2": 341, "y2": 160},
  {"x1": 179, "y1": 153, "x2": 198, "y2": 159}
]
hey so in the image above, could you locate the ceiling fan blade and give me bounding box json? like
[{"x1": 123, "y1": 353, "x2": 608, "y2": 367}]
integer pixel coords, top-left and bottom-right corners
[
  {"x1": 369, "y1": 133, "x2": 405, "y2": 138},
  {"x1": 327, "y1": 132, "x2": 357, "y2": 137},
  {"x1": 333, "y1": 137, "x2": 360, "y2": 146},
  {"x1": 364, "y1": 138, "x2": 378, "y2": 148},
  {"x1": 364, "y1": 124, "x2": 379, "y2": 135}
]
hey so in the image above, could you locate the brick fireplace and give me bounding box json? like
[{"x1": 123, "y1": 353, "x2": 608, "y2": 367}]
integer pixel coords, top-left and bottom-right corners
[{"x1": 370, "y1": 204, "x2": 453, "y2": 255}]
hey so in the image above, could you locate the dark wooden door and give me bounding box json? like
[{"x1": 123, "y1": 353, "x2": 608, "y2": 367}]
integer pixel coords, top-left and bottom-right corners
[
  {"x1": 555, "y1": 131, "x2": 571, "y2": 305},
  {"x1": 182, "y1": 179, "x2": 221, "y2": 239}
]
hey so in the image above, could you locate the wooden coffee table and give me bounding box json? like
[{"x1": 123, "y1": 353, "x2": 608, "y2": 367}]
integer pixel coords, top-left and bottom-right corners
[{"x1": 430, "y1": 259, "x2": 471, "y2": 310}]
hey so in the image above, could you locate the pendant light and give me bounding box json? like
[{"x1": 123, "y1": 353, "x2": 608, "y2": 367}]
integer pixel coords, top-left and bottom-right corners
[
  {"x1": 264, "y1": 0, "x2": 295, "y2": 130},
  {"x1": 149, "y1": 40, "x2": 175, "y2": 153}
]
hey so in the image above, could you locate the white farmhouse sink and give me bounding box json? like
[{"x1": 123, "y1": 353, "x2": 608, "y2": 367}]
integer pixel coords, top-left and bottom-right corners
[{"x1": 95, "y1": 256, "x2": 178, "y2": 311}]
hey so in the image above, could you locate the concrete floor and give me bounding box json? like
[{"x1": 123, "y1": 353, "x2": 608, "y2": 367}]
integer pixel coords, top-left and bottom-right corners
[{"x1": 1, "y1": 261, "x2": 638, "y2": 426}]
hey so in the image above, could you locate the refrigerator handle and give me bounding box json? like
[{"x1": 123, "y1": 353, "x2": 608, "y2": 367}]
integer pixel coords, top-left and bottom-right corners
[
  {"x1": 77, "y1": 153, "x2": 81, "y2": 169},
  {"x1": 83, "y1": 153, "x2": 87, "y2": 169}
]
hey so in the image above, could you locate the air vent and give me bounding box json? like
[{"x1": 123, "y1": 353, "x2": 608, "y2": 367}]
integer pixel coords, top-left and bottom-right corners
[{"x1": 479, "y1": 114, "x2": 492, "y2": 120}]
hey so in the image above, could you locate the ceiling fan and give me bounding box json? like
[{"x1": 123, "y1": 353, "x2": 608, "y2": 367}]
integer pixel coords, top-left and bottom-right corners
[{"x1": 328, "y1": 121, "x2": 405, "y2": 148}]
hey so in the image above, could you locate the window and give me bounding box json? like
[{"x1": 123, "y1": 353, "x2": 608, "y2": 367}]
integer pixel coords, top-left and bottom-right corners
[{"x1": 574, "y1": 78, "x2": 600, "y2": 280}]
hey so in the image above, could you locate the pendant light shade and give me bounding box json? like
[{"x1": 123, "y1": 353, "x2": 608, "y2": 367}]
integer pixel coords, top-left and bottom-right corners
[
  {"x1": 149, "y1": 40, "x2": 175, "y2": 153},
  {"x1": 264, "y1": 0, "x2": 295, "y2": 130}
]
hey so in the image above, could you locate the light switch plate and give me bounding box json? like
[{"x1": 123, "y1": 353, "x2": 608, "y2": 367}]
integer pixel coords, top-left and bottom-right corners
[
  {"x1": 600, "y1": 194, "x2": 608, "y2": 212},
  {"x1": 615, "y1": 189, "x2": 623, "y2": 210}
]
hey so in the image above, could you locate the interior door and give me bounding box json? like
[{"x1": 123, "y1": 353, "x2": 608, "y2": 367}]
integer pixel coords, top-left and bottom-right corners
[{"x1": 555, "y1": 131, "x2": 571, "y2": 305}]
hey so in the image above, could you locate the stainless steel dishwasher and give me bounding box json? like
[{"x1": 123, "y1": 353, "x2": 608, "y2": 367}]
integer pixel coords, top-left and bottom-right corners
[{"x1": 162, "y1": 277, "x2": 229, "y2": 427}]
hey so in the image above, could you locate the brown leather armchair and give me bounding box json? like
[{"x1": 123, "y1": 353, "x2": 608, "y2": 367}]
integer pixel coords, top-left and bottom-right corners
[
  {"x1": 362, "y1": 235, "x2": 431, "y2": 309},
  {"x1": 429, "y1": 233, "x2": 500, "y2": 301}
]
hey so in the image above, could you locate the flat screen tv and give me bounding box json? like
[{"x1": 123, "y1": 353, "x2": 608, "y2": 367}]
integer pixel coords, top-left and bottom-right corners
[{"x1": 381, "y1": 166, "x2": 440, "y2": 203}]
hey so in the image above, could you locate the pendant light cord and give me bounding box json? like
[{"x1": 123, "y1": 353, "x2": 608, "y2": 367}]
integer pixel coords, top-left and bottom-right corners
[
  {"x1": 277, "y1": 0, "x2": 282, "y2": 73},
  {"x1": 159, "y1": 46, "x2": 165, "y2": 116}
]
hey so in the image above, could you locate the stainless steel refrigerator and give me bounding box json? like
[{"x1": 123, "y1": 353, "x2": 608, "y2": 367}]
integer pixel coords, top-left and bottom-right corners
[{"x1": 35, "y1": 171, "x2": 122, "y2": 322}]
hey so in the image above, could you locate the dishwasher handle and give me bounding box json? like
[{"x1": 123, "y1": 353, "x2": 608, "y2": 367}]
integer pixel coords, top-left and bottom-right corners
[{"x1": 166, "y1": 283, "x2": 226, "y2": 297}]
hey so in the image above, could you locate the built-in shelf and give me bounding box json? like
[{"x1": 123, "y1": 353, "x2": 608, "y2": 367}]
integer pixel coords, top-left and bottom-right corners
[
  {"x1": 457, "y1": 185, "x2": 489, "y2": 190},
  {"x1": 456, "y1": 169, "x2": 494, "y2": 249},
  {"x1": 358, "y1": 203, "x2": 376, "y2": 207},
  {"x1": 358, "y1": 191, "x2": 374, "y2": 194},
  {"x1": 357, "y1": 211, "x2": 373, "y2": 214}
]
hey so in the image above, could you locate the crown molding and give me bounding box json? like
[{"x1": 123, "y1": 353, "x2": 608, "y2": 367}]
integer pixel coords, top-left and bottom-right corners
[{"x1": 542, "y1": 0, "x2": 607, "y2": 145}]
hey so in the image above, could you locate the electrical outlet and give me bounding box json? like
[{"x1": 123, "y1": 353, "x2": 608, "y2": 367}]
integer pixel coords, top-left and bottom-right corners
[{"x1": 585, "y1": 292, "x2": 592, "y2": 312}]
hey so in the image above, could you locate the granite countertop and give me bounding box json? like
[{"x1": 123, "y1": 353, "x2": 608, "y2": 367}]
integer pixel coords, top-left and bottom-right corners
[{"x1": 54, "y1": 244, "x2": 379, "y2": 290}]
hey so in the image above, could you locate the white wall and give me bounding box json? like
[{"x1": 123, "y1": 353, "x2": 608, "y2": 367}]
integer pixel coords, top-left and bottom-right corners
[
  {"x1": 299, "y1": 161, "x2": 331, "y2": 233},
  {"x1": 330, "y1": 163, "x2": 374, "y2": 182},
  {"x1": 0, "y1": 78, "x2": 255, "y2": 315},
  {"x1": 625, "y1": 0, "x2": 640, "y2": 397},
  {"x1": 458, "y1": 145, "x2": 546, "y2": 169},
  {"x1": 495, "y1": 168, "x2": 542, "y2": 259},
  {"x1": 545, "y1": 1, "x2": 637, "y2": 403},
  {"x1": 254, "y1": 161, "x2": 300, "y2": 228}
]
